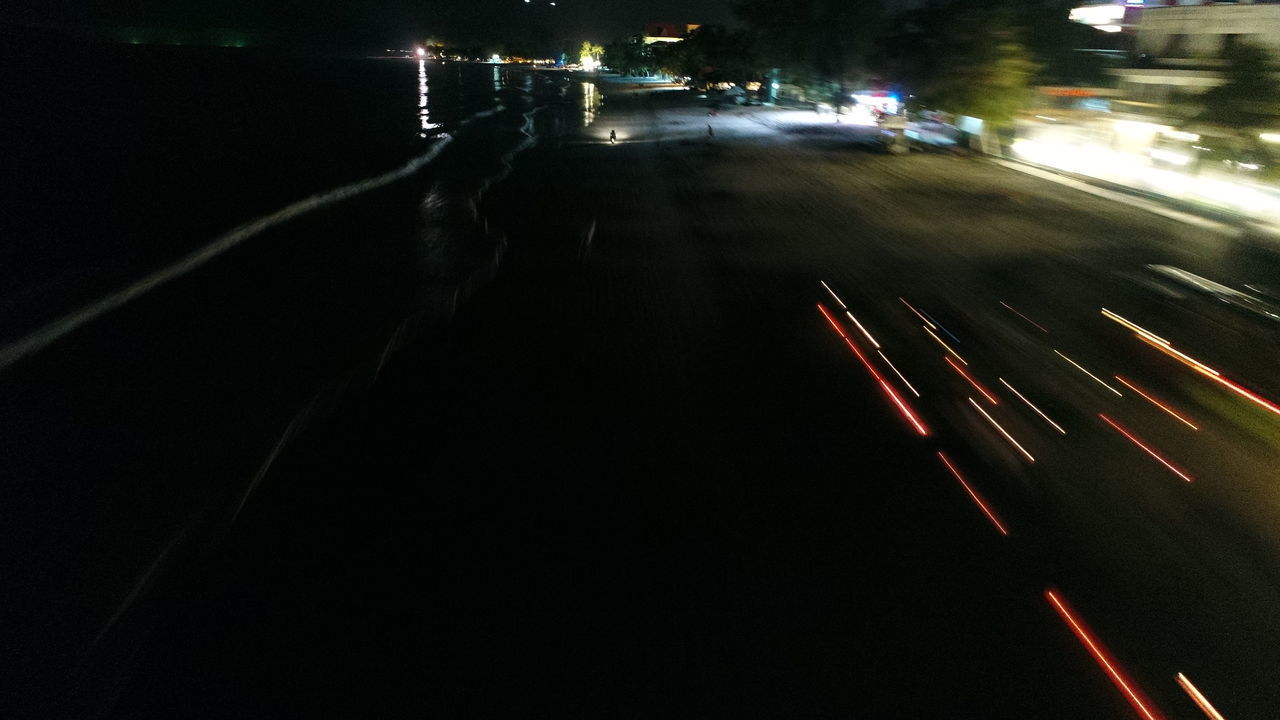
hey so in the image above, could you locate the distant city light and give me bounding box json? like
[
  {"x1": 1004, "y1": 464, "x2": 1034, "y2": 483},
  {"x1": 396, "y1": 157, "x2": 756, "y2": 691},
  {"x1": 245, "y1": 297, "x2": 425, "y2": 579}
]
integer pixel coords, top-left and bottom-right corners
[
  {"x1": 1261, "y1": 132, "x2": 1280, "y2": 144},
  {"x1": 416, "y1": 47, "x2": 425, "y2": 57}
]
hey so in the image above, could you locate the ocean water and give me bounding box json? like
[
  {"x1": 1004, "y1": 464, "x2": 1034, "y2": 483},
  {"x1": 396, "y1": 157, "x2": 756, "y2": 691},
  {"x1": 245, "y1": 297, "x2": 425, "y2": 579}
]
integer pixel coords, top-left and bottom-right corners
[
  {"x1": 0, "y1": 36, "x2": 518, "y2": 335},
  {"x1": 0, "y1": 33, "x2": 573, "y2": 717}
]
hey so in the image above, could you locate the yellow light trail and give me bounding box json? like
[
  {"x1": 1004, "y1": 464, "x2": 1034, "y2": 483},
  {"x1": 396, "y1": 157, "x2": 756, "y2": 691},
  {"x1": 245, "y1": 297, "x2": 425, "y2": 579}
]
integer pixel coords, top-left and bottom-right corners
[
  {"x1": 999, "y1": 378, "x2": 1066, "y2": 435},
  {"x1": 1055, "y1": 349, "x2": 1123, "y2": 397},
  {"x1": 1101, "y1": 308, "x2": 1280, "y2": 419},
  {"x1": 900, "y1": 297, "x2": 935, "y2": 329},
  {"x1": 1175, "y1": 673, "x2": 1228, "y2": 720},
  {"x1": 846, "y1": 310, "x2": 880, "y2": 349},
  {"x1": 925, "y1": 326, "x2": 967, "y2": 365},
  {"x1": 877, "y1": 350, "x2": 920, "y2": 397},
  {"x1": 968, "y1": 397, "x2": 1035, "y2": 462},
  {"x1": 1114, "y1": 376, "x2": 1198, "y2": 430}
]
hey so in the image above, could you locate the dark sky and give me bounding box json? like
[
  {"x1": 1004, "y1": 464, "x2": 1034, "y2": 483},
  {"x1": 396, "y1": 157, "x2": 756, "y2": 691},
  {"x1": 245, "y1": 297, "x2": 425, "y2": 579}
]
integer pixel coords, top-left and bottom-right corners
[{"x1": 3, "y1": 0, "x2": 736, "y2": 48}]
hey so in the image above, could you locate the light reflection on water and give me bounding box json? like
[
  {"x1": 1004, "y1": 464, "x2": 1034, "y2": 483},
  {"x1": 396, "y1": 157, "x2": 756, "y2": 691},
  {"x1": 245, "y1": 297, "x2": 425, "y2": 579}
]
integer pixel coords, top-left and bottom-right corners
[
  {"x1": 582, "y1": 81, "x2": 600, "y2": 128},
  {"x1": 417, "y1": 59, "x2": 441, "y2": 137}
]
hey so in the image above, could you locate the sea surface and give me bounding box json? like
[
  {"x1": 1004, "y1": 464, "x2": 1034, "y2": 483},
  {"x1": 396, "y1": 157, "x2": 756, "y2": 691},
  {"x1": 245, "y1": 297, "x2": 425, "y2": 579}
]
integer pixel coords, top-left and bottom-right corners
[
  {"x1": 0, "y1": 36, "x2": 519, "y2": 335},
  {"x1": 0, "y1": 33, "x2": 575, "y2": 717}
]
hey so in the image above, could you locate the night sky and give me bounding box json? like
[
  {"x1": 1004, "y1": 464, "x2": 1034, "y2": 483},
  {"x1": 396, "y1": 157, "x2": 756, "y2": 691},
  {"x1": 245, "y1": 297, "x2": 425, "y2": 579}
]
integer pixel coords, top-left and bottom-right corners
[{"x1": 2, "y1": 0, "x2": 736, "y2": 48}]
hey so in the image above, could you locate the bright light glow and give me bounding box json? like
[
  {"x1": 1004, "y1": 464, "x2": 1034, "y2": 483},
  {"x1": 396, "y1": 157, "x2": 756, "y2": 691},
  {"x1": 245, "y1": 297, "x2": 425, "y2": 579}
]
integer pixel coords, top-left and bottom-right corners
[
  {"x1": 1045, "y1": 590, "x2": 1165, "y2": 720},
  {"x1": 946, "y1": 356, "x2": 998, "y2": 404},
  {"x1": 999, "y1": 378, "x2": 1066, "y2": 435},
  {"x1": 416, "y1": 47, "x2": 426, "y2": 57},
  {"x1": 846, "y1": 310, "x2": 880, "y2": 349},
  {"x1": 1099, "y1": 414, "x2": 1193, "y2": 482},
  {"x1": 900, "y1": 297, "x2": 935, "y2": 329},
  {"x1": 925, "y1": 326, "x2": 967, "y2": 365},
  {"x1": 581, "y1": 55, "x2": 600, "y2": 72},
  {"x1": 1151, "y1": 148, "x2": 1191, "y2": 166},
  {"x1": 1097, "y1": 24, "x2": 1123, "y2": 32},
  {"x1": 820, "y1": 280, "x2": 847, "y2": 309},
  {"x1": 937, "y1": 451, "x2": 1009, "y2": 536},
  {"x1": 1163, "y1": 130, "x2": 1199, "y2": 142},
  {"x1": 771, "y1": 82, "x2": 780, "y2": 89},
  {"x1": 1175, "y1": 673, "x2": 1228, "y2": 720},
  {"x1": 878, "y1": 350, "x2": 920, "y2": 397},
  {"x1": 999, "y1": 300, "x2": 1049, "y2": 333},
  {"x1": 1259, "y1": 132, "x2": 1280, "y2": 144},
  {"x1": 845, "y1": 104, "x2": 879, "y2": 127},
  {"x1": 969, "y1": 398, "x2": 1035, "y2": 462},
  {"x1": 819, "y1": 303, "x2": 929, "y2": 436},
  {"x1": 1055, "y1": 349, "x2": 1123, "y2": 397},
  {"x1": 490, "y1": 54, "x2": 502, "y2": 63},
  {"x1": 1114, "y1": 376, "x2": 1198, "y2": 430},
  {"x1": 1114, "y1": 119, "x2": 1163, "y2": 137},
  {"x1": 1069, "y1": 4, "x2": 1125, "y2": 25}
]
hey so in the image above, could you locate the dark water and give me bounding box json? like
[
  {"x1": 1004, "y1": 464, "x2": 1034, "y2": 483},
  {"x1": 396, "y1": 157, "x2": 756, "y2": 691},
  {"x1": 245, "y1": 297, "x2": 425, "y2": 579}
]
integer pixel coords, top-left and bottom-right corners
[
  {"x1": 0, "y1": 35, "x2": 515, "y2": 337},
  {"x1": 0, "y1": 33, "x2": 574, "y2": 718}
]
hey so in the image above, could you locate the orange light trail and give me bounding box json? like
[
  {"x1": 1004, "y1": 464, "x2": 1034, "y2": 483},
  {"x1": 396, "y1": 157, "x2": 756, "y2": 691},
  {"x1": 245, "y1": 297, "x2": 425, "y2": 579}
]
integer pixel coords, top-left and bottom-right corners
[
  {"x1": 937, "y1": 451, "x2": 1009, "y2": 536},
  {"x1": 1102, "y1": 308, "x2": 1171, "y2": 346},
  {"x1": 819, "y1": 303, "x2": 929, "y2": 436},
  {"x1": 1114, "y1": 376, "x2": 1199, "y2": 430},
  {"x1": 900, "y1": 297, "x2": 935, "y2": 329},
  {"x1": 946, "y1": 356, "x2": 999, "y2": 404},
  {"x1": 999, "y1": 378, "x2": 1066, "y2": 435},
  {"x1": 1125, "y1": 331, "x2": 1280, "y2": 420},
  {"x1": 877, "y1": 350, "x2": 920, "y2": 397},
  {"x1": 1045, "y1": 589, "x2": 1165, "y2": 720},
  {"x1": 925, "y1": 326, "x2": 967, "y2": 365},
  {"x1": 820, "y1": 280, "x2": 847, "y2": 310},
  {"x1": 999, "y1": 300, "x2": 1049, "y2": 333},
  {"x1": 968, "y1": 397, "x2": 1035, "y2": 462},
  {"x1": 846, "y1": 310, "x2": 881, "y2": 349},
  {"x1": 1175, "y1": 673, "x2": 1228, "y2": 720},
  {"x1": 1055, "y1": 349, "x2": 1123, "y2": 397},
  {"x1": 1099, "y1": 414, "x2": 1193, "y2": 482}
]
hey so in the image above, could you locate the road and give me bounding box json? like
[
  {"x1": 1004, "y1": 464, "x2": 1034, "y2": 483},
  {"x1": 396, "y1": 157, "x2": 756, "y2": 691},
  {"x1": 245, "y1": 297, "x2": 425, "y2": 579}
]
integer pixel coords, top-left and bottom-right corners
[{"x1": 112, "y1": 95, "x2": 1280, "y2": 718}]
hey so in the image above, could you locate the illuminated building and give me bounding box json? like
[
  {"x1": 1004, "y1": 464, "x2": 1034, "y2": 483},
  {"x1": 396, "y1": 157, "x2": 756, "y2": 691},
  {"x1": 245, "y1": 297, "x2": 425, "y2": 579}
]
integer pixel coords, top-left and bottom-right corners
[
  {"x1": 642, "y1": 22, "x2": 700, "y2": 45},
  {"x1": 1109, "y1": 1, "x2": 1280, "y2": 107}
]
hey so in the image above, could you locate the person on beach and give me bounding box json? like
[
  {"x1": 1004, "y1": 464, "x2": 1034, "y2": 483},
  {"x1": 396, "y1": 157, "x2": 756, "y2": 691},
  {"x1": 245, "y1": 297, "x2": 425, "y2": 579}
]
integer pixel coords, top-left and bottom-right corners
[{"x1": 609, "y1": 129, "x2": 616, "y2": 144}]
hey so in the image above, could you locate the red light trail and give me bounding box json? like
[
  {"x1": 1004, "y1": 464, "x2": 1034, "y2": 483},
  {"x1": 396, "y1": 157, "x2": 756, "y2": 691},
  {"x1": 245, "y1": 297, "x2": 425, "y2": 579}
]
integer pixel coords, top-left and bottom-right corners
[
  {"x1": 1114, "y1": 376, "x2": 1198, "y2": 430},
  {"x1": 945, "y1": 356, "x2": 999, "y2": 404},
  {"x1": 819, "y1": 303, "x2": 929, "y2": 436},
  {"x1": 936, "y1": 451, "x2": 1009, "y2": 535},
  {"x1": 1046, "y1": 589, "x2": 1165, "y2": 720},
  {"x1": 1102, "y1": 308, "x2": 1280, "y2": 419},
  {"x1": 1099, "y1": 414, "x2": 1193, "y2": 482},
  {"x1": 999, "y1": 300, "x2": 1049, "y2": 333}
]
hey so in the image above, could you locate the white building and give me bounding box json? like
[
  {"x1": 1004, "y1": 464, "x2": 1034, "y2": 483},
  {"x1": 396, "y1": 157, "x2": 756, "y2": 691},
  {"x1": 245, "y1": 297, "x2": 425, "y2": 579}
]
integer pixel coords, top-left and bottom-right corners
[{"x1": 1108, "y1": 2, "x2": 1280, "y2": 108}]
